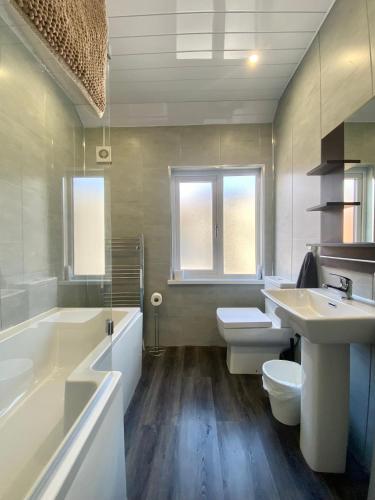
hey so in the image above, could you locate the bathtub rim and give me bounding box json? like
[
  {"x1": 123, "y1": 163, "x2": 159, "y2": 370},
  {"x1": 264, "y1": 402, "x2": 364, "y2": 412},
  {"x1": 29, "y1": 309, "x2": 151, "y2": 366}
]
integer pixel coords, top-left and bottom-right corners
[{"x1": 0, "y1": 306, "x2": 140, "y2": 346}]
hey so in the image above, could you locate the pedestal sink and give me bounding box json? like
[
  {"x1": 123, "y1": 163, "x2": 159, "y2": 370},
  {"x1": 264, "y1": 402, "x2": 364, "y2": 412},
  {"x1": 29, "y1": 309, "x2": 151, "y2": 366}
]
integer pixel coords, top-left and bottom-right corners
[{"x1": 261, "y1": 287, "x2": 375, "y2": 473}]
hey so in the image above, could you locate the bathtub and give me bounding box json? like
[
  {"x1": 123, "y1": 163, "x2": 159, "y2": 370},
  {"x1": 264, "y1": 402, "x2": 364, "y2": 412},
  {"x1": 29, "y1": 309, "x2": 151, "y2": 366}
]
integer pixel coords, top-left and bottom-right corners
[{"x1": 0, "y1": 307, "x2": 143, "y2": 500}]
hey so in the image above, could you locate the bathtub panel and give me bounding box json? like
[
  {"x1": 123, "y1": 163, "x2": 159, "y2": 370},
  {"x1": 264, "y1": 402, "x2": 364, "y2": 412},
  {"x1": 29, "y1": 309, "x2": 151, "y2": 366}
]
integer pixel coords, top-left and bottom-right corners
[
  {"x1": 111, "y1": 313, "x2": 143, "y2": 413},
  {"x1": 63, "y1": 386, "x2": 126, "y2": 500}
]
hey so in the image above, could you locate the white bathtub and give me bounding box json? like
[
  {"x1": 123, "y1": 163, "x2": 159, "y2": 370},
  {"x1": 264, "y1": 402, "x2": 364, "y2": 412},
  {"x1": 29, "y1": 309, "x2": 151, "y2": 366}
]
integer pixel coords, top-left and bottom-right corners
[{"x1": 0, "y1": 307, "x2": 143, "y2": 500}]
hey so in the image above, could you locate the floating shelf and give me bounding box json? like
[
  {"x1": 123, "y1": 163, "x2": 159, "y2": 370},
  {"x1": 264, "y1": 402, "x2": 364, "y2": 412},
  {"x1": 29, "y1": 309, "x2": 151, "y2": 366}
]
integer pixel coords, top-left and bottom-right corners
[
  {"x1": 307, "y1": 160, "x2": 360, "y2": 176},
  {"x1": 306, "y1": 202, "x2": 360, "y2": 212},
  {"x1": 307, "y1": 242, "x2": 375, "y2": 248}
]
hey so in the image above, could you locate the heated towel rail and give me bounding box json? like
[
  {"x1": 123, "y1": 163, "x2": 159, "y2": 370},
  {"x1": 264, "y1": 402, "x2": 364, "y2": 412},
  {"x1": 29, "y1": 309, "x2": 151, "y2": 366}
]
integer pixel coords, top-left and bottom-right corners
[{"x1": 105, "y1": 235, "x2": 144, "y2": 310}]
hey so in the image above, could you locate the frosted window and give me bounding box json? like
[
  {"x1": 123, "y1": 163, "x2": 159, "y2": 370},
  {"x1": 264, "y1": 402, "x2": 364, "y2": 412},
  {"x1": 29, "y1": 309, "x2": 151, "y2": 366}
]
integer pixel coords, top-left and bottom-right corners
[
  {"x1": 343, "y1": 178, "x2": 356, "y2": 244},
  {"x1": 223, "y1": 175, "x2": 256, "y2": 274},
  {"x1": 179, "y1": 182, "x2": 213, "y2": 269},
  {"x1": 73, "y1": 177, "x2": 105, "y2": 276}
]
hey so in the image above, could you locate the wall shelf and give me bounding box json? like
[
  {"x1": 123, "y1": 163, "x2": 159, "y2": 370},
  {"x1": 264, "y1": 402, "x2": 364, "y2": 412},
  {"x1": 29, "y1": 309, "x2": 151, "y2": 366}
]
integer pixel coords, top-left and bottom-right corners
[
  {"x1": 306, "y1": 159, "x2": 360, "y2": 176},
  {"x1": 307, "y1": 123, "x2": 373, "y2": 271},
  {"x1": 317, "y1": 243, "x2": 375, "y2": 273},
  {"x1": 307, "y1": 202, "x2": 360, "y2": 212},
  {"x1": 307, "y1": 242, "x2": 375, "y2": 248}
]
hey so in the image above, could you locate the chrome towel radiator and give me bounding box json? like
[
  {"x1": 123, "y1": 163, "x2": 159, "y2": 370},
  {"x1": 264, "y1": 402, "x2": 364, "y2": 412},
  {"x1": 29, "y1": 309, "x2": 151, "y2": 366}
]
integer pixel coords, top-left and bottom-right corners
[{"x1": 105, "y1": 235, "x2": 144, "y2": 310}]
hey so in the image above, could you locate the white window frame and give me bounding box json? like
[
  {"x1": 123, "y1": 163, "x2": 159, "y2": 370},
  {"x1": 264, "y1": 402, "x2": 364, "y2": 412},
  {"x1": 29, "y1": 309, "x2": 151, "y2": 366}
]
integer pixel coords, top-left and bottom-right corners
[{"x1": 170, "y1": 165, "x2": 263, "y2": 281}]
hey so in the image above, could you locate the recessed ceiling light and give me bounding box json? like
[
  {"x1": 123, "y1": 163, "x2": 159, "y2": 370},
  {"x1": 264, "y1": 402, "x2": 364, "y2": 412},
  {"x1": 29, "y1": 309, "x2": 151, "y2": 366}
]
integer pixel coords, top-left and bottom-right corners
[{"x1": 248, "y1": 54, "x2": 259, "y2": 64}]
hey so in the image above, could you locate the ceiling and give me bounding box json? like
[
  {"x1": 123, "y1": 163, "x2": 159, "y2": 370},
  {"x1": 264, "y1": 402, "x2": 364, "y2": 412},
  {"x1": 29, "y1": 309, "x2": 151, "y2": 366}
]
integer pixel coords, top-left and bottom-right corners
[{"x1": 77, "y1": 0, "x2": 335, "y2": 128}]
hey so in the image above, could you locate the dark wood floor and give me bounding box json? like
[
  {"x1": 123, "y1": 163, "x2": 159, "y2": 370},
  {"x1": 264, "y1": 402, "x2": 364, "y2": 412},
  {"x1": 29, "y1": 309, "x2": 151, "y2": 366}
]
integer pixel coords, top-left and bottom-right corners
[{"x1": 124, "y1": 347, "x2": 369, "y2": 500}]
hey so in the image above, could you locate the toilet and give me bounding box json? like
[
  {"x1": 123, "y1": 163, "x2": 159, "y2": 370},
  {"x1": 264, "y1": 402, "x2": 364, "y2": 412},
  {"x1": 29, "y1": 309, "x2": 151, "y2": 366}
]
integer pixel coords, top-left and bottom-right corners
[{"x1": 216, "y1": 276, "x2": 295, "y2": 374}]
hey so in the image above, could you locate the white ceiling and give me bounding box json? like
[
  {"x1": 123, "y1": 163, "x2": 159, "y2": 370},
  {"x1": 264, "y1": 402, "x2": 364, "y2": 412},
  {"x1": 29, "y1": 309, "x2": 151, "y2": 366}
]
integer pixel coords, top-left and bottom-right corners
[{"x1": 77, "y1": 0, "x2": 335, "y2": 128}]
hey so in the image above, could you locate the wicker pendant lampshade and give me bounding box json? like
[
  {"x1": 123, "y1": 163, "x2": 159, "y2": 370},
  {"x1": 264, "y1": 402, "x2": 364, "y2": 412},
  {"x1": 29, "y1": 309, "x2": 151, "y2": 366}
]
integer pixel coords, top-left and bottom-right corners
[{"x1": 9, "y1": 0, "x2": 108, "y2": 117}]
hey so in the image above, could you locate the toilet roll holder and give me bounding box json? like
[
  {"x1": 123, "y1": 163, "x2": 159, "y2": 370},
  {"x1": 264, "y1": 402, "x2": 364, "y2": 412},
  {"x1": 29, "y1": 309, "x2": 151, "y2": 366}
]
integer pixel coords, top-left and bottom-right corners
[{"x1": 148, "y1": 293, "x2": 165, "y2": 357}]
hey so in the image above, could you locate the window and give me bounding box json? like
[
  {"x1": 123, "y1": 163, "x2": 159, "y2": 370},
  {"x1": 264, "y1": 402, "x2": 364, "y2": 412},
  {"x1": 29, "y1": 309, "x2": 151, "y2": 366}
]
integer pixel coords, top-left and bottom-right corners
[
  {"x1": 63, "y1": 176, "x2": 106, "y2": 278},
  {"x1": 171, "y1": 167, "x2": 262, "y2": 280},
  {"x1": 343, "y1": 173, "x2": 363, "y2": 243}
]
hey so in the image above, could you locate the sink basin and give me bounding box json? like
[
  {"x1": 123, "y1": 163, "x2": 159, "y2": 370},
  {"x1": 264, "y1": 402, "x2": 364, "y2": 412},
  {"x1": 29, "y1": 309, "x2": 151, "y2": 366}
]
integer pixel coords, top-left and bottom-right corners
[
  {"x1": 261, "y1": 287, "x2": 375, "y2": 474},
  {"x1": 261, "y1": 288, "x2": 375, "y2": 344}
]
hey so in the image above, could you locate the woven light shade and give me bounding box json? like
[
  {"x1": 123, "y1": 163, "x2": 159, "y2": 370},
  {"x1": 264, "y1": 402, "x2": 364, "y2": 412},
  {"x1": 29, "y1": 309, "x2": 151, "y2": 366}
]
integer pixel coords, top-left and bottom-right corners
[{"x1": 10, "y1": 0, "x2": 108, "y2": 117}]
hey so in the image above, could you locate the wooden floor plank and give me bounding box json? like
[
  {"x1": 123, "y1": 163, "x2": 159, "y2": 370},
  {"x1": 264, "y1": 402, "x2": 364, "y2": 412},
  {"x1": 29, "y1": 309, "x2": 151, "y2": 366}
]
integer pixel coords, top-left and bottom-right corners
[
  {"x1": 217, "y1": 421, "x2": 280, "y2": 500},
  {"x1": 182, "y1": 346, "x2": 201, "y2": 378},
  {"x1": 124, "y1": 347, "x2": 369, "y2": 500},
  {"x1": 175, "y1": 375, "x2": 224, "y2": 500},
  {"x1": 143, "y1": 347, "x2": 184, "y2": 425},
  {"x1": 142, "y1": 423, "x2": 179, "y2": 500},
  {"x1": 206, "y1": 348, "x2": 249, "y2": 423}
]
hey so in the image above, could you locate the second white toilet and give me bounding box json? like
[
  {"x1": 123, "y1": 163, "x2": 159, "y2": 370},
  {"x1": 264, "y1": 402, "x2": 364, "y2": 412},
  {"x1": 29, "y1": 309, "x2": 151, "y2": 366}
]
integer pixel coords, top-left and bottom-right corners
[{"x1": 216, "y1": 276, "x2": 295, "y2": 374}]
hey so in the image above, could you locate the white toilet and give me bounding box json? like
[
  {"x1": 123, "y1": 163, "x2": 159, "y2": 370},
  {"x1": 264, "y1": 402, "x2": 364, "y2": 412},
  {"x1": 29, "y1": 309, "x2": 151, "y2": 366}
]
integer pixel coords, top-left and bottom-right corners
[{"x1": 216, "y1": 276, "x2": 295, "y2": 374}]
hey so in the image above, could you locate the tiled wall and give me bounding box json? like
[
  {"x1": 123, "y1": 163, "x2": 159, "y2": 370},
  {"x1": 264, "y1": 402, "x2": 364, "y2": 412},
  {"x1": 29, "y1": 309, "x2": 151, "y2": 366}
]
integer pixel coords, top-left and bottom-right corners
[
  {"x1": 0, "y1": 19, "x2": 84, "y2": 328},
  {"x1": 85, "y1": 124, "x2": 273, "y2": 346},
  {"x1": 273, "y1": 0, "x2": 375, "y2": 472}
]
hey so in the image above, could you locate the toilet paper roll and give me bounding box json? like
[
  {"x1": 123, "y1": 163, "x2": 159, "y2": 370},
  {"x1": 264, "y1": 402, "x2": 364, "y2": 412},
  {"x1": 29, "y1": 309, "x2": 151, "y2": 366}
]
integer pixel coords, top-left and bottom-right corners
[{"x1": 151, "y1": 292, "x2": 163, "y2": 307}]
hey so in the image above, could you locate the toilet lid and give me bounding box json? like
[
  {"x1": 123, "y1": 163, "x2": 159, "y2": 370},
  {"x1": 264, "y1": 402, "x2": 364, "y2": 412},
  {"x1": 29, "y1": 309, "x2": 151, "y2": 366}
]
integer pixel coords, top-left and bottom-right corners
[{"x1": 216, "y1": 308, "x2": 272, "y2": 329}]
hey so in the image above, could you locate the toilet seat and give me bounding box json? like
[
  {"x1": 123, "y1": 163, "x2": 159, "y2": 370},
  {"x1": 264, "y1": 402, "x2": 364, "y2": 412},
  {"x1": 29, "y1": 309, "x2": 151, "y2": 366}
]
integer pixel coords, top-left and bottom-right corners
[
  {"x1": 217, "y1": 308, "x2": 272, "y2": 329},
  {"x1": 216, "y1": 307, "x2": 291, "y2": 346},
  {"x1": 219, "y1": 326, "x2": 292, "y2": 346}
]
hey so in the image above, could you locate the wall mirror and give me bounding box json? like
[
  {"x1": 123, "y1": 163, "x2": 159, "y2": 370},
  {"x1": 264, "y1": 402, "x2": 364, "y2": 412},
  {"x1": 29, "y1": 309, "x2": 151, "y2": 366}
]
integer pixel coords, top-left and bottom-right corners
[{"x1": 344, "y1": 98, "x2": 375, "y2": 243}]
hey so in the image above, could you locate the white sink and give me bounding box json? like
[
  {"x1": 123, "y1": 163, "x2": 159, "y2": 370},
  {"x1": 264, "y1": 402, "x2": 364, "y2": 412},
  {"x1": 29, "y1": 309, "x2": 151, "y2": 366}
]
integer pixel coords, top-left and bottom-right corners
[
  {"x1": 261, "y1": 288, "x2": 375, "y2": 343},
  {"x1": 261, "y1": 287, "x2": 375, "y2": 474}
]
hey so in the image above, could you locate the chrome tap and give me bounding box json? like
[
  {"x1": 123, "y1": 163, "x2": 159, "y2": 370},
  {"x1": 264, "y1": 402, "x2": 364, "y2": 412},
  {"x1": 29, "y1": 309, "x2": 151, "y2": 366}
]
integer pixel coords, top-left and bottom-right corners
[{"x1": 322, "y1": 273, "x2": 353, "y2": 300}]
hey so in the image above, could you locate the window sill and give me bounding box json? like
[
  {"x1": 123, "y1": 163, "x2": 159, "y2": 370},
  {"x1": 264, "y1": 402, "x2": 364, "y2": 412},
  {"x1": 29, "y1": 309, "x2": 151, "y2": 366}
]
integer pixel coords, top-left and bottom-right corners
[{"x1": 167, "y1": 279, "x2": 264, "y2": 286}]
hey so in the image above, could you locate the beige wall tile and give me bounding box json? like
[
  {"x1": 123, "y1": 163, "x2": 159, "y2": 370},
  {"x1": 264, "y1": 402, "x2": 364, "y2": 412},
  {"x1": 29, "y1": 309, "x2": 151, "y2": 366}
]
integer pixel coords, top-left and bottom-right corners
[
  {"x1": 180, "y1": 126, "x2": 221, "y2": 165},
  {"x1": 274, "y1": 123, "x2": 293, "y2": 279},
  {"x1": 320, "y1": 0, "x2": 373, "y2": 136},
  {"x1": 366, "y1": 0, "x2": 375, "y2": 94},
  {"x1": 320, "y1": 265, "x2": 373, "y2": 299}
]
